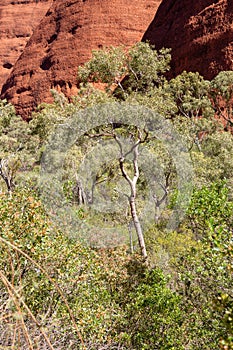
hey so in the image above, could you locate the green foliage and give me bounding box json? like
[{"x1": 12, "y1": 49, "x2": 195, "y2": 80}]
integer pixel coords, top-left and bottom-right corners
[
  {"x1": 217, "y1": 293, "x2": 233, "y2": 350},
  {"x1": 165, "y1": 71, "x2": 217, "y2": 152},
  {"x1": 0, "y1": 187, "x2": 182, "y2": 348},
  {"x1": 176, "y1": 226, "x2": 233, "y2": 349},
  {"x1": 0, "y1": 98, "x2": 17, "y2": 129},
  {"x1": 0, "y1": 188, "x2": 121, "y2": 346},
  {"x1": 1, "y1": 44, "x2": 233, "y2": 349},
  {"x1": 190, "y1": 130, "x2": 233, "y2": 187},
  {"x1": 210, "y1": 71, "x2": 233, "y2": 102},
  {"x1": 0, "y1": 188, "x2": 48, "y2": 252},
  {"x1": 29, "y1": 85, "x2": 112, "y2": 147},
  {"x1": 126, "y1": 43, "x2": 171, "y2": 93},
  {"x1": 188, "y1": 181, "x2": 233, "y2": 234},
  {"x1": 0, "y1": 99, "x2": 40, "y2": 191},
  {"x1": 210, "y1": 71, "x2": 233, "y2": 129},
  {"x1": 167, "y1": 71, "x2": 213, "y2": 119},
  {"x1": 174, "y1": 181, "x2": 233, "y2": 349},
  {"x1": 1, "y1": 183, "x2": 232, "y2": 349},
  {"x1": 78, "y1": 42, "x2": 171, "y2": 96},
  {"x1": 118, "y1": 269, "x2": 183, "y2": 350},
  {"x1": 125, "y1": 86, "x2": 178, "y2": 119},
  {"x1": 145, "y1": 227, "x2": 197, "y2": 272},
  {"x1": 0, "y1": 100, "x2": 38, "y2": 159},
  {"x1": 78, "y1": 46, "x2": 127, "y2": 87}
]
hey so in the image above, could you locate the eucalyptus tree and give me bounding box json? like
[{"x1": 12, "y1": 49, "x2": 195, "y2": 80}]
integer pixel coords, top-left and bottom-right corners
[
  {"x1": 210, "y1": 70, "x2": 233, "y2": 130},
  {"x1": 76, "y1": 44, "x2": 175, "y2": 259},
  {"x1": 165, "y1": 71, "x2": 215, "y2": 150},
  {"x1": 83, "y1": 124, "x2": 150, "y2": 260},
  {"x1": 78, "y1": 42, "x2": 171, "y2": 97}
]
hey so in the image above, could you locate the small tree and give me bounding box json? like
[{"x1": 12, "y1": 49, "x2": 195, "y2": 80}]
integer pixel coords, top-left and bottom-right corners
[
  {"x1": 210, "y1": 71, "x2": 233, "y2": 130},
  {"x1": 165, "y1": 71, "x2": 215, "y2": 150},
  {"x1": 78, "y1": 42, "x2": 171, "y2": 96},
  {"x1": 84, "y1": 126, "x2": 150, "y2": 260},
  {"x1": 77, "y1": 44, "x2": 173, "y2": 259}
]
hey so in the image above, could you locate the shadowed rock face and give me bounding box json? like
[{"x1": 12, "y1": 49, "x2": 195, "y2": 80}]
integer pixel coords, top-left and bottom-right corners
[
  {"x1": 0, "y1": 0, "x2": 52, "y2": 90},
  {"x1": 1, "y1": 0, "x2": 161, "y2": 118},
  {"x1": 142, "y1": 0, "x2": 233, "y2": 80}
]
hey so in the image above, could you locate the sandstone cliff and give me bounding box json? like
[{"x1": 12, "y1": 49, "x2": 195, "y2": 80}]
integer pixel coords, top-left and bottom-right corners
[
  {"x1": 142, "y1": 0, "x2": 233, "y2": 80},
  {"x1": 0, "y1": 0, "x2": 52, "y2": 90},
  {"x1": 1, "y1": 0, "x2": 161, "y2": 118}
]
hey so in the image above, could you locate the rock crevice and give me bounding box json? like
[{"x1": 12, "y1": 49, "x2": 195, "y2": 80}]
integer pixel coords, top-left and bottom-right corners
[{"x1": 142, "y1": 0, "x2": 233, "y2": 80}]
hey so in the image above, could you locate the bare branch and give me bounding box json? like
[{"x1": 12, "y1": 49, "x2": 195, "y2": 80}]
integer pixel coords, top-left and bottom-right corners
[{"x1": 84, "y1": 132, "x2": 115, "y2": 139}]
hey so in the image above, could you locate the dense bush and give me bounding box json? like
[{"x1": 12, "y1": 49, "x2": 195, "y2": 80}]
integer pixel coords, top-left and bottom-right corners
[{"x1": 0, "y1": 44, "x2": 233, "y2": 349}]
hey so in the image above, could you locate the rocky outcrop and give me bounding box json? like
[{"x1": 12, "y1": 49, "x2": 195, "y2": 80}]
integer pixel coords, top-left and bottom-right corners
[
  {"x1": 0, "y1": 0, "x2": 52, "y2": 90},
  {"x1": 1, "y1": 0, "x2": 161, "y2": 118},
  {"x1": 142, "y1": 0, "x2": 233, "y2": 80}
]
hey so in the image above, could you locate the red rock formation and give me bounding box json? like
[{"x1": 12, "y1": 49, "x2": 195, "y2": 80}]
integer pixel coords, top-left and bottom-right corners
[
  {"x1": 142, "y1": 0, "x2": 233, "y2": 80},
  {"x1": 1, "y1": 0, "x2": 161, "y2": 118},
  {"x1": 0, "y1": 0, "x2": 52, "y2": 90}
]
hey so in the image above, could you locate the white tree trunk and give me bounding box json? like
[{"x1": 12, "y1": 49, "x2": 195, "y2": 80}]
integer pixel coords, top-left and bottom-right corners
[
  {"x1": 129, "y1": 190, "x2": 147, "y2": 260},
  {"x1": 119, "y1": 142, "x2": 148, "y2": 261}
]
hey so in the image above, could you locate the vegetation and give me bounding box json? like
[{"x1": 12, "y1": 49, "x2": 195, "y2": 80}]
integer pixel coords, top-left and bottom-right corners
[{"x1": 0, "y1": 42, "x2": 232, "y2": 349}]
